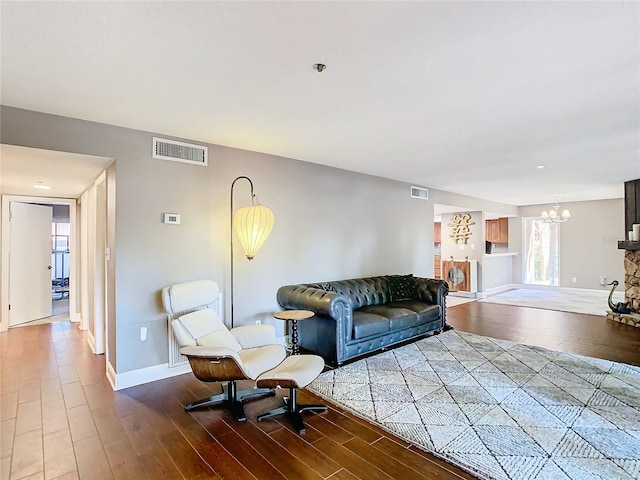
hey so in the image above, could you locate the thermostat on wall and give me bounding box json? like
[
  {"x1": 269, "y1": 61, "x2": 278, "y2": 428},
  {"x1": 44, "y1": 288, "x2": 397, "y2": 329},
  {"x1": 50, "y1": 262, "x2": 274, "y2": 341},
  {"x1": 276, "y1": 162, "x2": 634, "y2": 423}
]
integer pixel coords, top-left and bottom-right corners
[{"x1": 163, "y1": 213, "x2": 181, "y2": 224}]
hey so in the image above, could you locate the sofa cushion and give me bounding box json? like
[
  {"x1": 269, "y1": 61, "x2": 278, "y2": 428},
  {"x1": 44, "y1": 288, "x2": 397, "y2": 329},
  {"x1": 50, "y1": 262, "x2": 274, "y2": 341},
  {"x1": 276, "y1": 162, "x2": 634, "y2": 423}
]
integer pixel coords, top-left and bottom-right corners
[
  {"x1": 352, "y1": 311, "x2": 390, "y2": 339},
  {"x1": 388, "y1": 274, "x2": 419, "y2": 301},
  {"x1": 359, "y1": 305, "x2": 419, "y2": 331},
  {"x1": 387, "y1": 300, "x2": 441, "y2": 324}
]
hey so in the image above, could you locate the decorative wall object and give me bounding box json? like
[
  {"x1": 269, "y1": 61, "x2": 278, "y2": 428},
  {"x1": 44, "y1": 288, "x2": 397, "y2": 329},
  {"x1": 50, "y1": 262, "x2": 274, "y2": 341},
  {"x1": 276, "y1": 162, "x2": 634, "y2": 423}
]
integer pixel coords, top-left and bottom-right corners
[{"x1": 448, "y1": 213, "x2": 475, "y2": 244}]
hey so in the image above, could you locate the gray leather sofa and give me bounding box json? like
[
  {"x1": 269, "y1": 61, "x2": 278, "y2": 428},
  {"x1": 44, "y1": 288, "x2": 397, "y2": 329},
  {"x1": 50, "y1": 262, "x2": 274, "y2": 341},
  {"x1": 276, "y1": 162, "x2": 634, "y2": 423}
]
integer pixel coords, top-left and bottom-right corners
[{"x1": 277, "y1": 275, "x2": 449, "y2": 366}]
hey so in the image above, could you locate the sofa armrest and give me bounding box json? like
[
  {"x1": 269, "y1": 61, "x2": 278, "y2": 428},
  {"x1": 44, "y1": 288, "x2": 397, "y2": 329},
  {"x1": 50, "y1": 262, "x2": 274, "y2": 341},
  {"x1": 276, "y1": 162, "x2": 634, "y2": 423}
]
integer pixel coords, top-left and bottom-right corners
[
  {"x1": 415, "y1": 277, "x2": 449, "y2": 323},
  {"x1": 277, "y1": 285, "x2": 353, "y2": 347},
  {"x1": 277, "y1": 285, "x2": 351, "y2": 319}
]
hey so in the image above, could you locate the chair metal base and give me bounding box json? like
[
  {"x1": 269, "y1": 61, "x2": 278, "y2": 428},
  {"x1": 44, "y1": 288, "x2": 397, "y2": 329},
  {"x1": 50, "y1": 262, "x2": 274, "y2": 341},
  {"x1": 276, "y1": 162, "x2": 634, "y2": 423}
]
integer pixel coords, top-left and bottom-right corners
[
  {"x1": 184, "y1": 381, "x2": 275, "y2": 422},
  {"x1": 257, "y1": 388, "x2": 327, "y2": 434}
]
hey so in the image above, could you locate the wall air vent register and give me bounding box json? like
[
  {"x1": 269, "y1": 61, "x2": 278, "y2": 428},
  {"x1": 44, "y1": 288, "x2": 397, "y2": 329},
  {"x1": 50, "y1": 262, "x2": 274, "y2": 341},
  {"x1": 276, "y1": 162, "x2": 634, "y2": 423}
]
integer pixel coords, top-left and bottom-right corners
[
  {"x1": 411, "y1": 186, "x2": 429, "y2": 200},
  {"x1": 153, "y1": 137, "x2": 208, "y2": 166}
]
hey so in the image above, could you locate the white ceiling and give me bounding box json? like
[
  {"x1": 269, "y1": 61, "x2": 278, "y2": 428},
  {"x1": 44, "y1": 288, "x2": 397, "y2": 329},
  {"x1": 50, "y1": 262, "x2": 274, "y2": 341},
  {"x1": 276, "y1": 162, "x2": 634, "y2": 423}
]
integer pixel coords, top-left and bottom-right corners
[
  {"x1": 1, "y1": 1, "x2": 638, "y2": 205},
  {"x1": 0, "y1": 144, "x2": 113, "y2": 198}
]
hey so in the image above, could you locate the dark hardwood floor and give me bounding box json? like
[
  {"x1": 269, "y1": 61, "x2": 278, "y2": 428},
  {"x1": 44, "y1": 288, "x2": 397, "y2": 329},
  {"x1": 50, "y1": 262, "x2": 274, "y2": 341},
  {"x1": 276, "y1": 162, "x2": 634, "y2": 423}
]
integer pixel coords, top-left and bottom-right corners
[
  {"x1": 2, "y1": 302, "x2": 640, "y2": 480},
  {"x1": 447, "y1": 301, "x2": 640, "y2": 366}
]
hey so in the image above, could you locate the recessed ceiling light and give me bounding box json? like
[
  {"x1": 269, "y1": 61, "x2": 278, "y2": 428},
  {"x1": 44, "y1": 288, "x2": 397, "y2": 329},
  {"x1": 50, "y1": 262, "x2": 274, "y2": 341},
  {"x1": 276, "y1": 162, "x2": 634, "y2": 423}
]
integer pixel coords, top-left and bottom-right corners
[
  {"x1": 537, "y1": 165, "x2": 545, "y2": 169},
  {"x1": 33, "y1": 183, "x2": 51, "y2": 190}
]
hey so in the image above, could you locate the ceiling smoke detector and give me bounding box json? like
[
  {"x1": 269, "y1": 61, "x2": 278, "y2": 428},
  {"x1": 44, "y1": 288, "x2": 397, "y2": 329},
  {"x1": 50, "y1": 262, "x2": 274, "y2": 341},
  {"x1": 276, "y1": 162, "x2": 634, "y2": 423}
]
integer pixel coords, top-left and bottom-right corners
[{"x1": 313, "y1": 63, "x2": 326, "y2": 73}]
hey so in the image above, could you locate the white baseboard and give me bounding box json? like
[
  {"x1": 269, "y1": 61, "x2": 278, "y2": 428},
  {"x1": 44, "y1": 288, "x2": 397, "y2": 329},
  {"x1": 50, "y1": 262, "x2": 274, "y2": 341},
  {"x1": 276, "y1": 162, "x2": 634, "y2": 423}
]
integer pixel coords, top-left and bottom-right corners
[
  {"x1": 449, "y1": 292, "x2": 477, "y2": 299},
  {"x1": 477, "y1": 284, "x2": 520, "y2": 298},
  {"x1": 106, "y1": 361, "x2": 192, "y2": 391},
  {"x1": 106, "y1": 337, "x2": 290, "y2": 391},
  {"x1": 518, "y1": 284, "x2": 612, "y2": 293},
  {"x1": 87, "y1": 330, "x2": 97, "y2": 354},
  {"x1": 70, "y1": 312, "x2": 81, "y2": 323}
]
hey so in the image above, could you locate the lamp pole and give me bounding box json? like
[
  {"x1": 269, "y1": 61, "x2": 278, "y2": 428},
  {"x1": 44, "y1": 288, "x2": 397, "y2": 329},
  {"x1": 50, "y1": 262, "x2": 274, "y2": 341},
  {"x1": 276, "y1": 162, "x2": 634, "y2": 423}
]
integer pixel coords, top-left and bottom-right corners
[
  {"x1": 230, "y1": 176, "x2": 255, "y2": 328},
  {"x1": 229, "y1": 176, "x2": 274, "y2": 328}
]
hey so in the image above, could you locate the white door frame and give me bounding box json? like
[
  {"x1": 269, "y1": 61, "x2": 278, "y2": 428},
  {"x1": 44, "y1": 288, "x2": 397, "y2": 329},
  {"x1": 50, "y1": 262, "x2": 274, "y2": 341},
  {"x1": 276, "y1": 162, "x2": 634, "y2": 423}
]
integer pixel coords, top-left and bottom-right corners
[
  {"x1": 76, "y1": 171, "x2": 109, "y2": 356},
  {"x1": 1, "y1": 194, "x2": 78, "y2": 331}
]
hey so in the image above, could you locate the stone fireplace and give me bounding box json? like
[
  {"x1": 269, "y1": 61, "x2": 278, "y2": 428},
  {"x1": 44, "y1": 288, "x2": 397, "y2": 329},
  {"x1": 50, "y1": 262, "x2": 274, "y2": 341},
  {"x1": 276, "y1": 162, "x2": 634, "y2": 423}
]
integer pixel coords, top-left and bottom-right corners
[
  {"x1": 624, "y1": 250, "x2": 640, "y2": 312},
  {"x1": 607, "y1": 179, "x2": 640, "y2": 327},
  {"x1": 607, "y1": 249, "x2": 640, "y2": 327}
]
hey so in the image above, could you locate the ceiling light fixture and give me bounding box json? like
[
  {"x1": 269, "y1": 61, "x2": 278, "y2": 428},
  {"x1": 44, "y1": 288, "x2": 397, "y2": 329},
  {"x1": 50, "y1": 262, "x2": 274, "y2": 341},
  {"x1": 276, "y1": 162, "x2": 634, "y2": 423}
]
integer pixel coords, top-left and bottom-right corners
[
  {"x1": 33, "y1": 182, "x2": 51, "y2": 190},
  {"x1": 541, "y1": 200, "x2": 571, "y2": 223},
  {"x1": 537, "y1": 165, "x2": 545, "y2": 169},
  {"x1": 313, "y1": 63, "x2": 326, "y2": 73}
]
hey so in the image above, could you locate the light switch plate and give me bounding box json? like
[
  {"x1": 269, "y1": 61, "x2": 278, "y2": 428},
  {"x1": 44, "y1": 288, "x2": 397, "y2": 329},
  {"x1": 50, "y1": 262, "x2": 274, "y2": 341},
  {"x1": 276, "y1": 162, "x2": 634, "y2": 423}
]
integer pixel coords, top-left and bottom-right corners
[{"x1": 163, "y1": 213, "x2": 180, "y2": 224}]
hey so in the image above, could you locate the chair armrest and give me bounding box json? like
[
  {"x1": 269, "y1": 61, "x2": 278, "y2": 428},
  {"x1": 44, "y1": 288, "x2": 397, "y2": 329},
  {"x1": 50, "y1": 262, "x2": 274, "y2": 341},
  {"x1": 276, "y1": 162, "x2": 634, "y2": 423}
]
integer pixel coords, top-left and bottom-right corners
[
  {"x1": 231, "y1": 325, "x2": 278, "y2": 349},
  {"x1": 179, "y1": 347, "x2": 248, "y2": 381},
  {"x1": 179, "y1": 345, "x2": 242, "y2": 362}
]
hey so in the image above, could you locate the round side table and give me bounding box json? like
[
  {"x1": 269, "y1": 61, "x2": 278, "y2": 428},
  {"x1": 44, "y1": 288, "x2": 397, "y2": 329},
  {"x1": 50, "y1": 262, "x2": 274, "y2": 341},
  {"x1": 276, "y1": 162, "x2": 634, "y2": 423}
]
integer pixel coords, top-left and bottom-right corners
[{"x1": 273, "y1": 310, "x2": 314, "y2": 355}]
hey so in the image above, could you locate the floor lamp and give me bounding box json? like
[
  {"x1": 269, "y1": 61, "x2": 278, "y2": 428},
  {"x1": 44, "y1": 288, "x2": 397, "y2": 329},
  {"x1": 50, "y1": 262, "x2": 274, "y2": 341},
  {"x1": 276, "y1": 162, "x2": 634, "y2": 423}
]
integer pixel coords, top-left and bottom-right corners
[{"x1": 230, "y1": 176, "x2": 274, "y2": 328}]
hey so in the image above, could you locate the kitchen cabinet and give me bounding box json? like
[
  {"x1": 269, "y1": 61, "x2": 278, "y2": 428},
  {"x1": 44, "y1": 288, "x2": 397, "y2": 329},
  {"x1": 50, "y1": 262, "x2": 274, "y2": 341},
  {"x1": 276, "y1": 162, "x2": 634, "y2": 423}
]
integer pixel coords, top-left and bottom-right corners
[
  {"x1": 434, "y1": 222, "x2": 441, "y2": 243},
  {"x1": 485, "y1": 217, "x2": 508, "y2": 243}
]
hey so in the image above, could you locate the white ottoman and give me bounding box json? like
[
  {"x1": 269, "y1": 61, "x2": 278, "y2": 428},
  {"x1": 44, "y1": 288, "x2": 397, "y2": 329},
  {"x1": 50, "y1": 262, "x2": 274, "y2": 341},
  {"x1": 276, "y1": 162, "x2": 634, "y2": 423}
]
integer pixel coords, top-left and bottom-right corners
[{"x1": 256, "y1": 354, "x2": 327, "y2": 433}]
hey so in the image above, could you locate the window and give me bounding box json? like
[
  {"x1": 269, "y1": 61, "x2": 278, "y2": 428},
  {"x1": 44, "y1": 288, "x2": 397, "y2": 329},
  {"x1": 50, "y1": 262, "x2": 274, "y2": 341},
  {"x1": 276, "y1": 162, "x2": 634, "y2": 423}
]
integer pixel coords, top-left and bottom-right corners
[
  {"x1": 523, "y1": 218, "x2": 559, "y2": 286},
  {"x1": 51, "y1": 222, "x2": 70, "y2": 286}
]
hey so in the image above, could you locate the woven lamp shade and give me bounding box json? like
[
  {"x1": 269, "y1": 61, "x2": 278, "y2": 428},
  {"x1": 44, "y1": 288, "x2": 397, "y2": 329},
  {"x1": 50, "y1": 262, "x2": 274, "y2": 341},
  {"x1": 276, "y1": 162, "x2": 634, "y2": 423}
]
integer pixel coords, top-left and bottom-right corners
[{"x1": 234, "y1": 204, "x2": 274, "y2": 260}]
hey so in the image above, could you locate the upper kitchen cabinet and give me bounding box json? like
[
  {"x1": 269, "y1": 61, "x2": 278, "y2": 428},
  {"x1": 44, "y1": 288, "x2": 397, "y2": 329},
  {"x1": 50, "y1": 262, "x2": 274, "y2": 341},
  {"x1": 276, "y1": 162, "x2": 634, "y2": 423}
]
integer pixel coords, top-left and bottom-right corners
[{"x1": 485, "y1": 217, "x2": 509, "y2": 243}]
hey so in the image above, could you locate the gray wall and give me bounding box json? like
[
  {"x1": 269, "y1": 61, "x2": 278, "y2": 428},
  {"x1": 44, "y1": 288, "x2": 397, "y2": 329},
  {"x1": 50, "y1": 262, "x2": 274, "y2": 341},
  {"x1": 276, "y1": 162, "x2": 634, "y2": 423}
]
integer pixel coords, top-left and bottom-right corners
[
  {"x1": 0, "y1": 106, "x2": 437, "y2": 374},
  {"x1": 483, "y1": 255, "x2": 514, "y2": 290},
  {"x1": 52, "y1": 204, "x2": 70, "y2": 222},
  {"x1": 517, "y1": 199, "x2": 624, "y2": 289},
  {"x1": 1, "y1": 106, "x2": 626, "y2": 375}
]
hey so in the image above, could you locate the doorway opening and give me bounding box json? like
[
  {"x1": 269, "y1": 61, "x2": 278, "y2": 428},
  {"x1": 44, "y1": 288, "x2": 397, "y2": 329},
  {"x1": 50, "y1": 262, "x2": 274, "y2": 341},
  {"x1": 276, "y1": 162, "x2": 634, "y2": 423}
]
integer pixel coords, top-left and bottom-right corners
[
  {"x1": 50, "y1": 212, "x2": 71, "y2": 324},
  {"x1": 523, "y1": 217, "x2": 560, "y2": 286},
  {"x1": 1, "y1": 196, "x2": 77, "y2": 328}
]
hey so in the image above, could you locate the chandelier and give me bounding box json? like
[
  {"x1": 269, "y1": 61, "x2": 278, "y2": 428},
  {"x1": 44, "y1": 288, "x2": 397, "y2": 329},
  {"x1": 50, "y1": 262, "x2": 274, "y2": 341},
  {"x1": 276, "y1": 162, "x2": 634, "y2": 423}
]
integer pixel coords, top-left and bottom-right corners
[{"x1": 541, "y1": 202, "x2": 571, "y2": 223}]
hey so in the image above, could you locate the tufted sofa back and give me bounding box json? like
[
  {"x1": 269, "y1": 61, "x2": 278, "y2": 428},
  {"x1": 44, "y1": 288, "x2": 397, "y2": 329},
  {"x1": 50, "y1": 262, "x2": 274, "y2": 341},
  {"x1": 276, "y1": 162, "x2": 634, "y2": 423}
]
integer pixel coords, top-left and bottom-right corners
[{"x1": 308, "y1": 276, "x2": 391, "y2": 309}]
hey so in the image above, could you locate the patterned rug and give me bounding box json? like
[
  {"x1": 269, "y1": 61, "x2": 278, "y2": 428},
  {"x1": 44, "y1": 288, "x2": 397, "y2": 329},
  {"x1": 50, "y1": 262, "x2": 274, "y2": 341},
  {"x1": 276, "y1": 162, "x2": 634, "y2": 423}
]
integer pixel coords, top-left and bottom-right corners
[
  {"x1": 479, "y1": 288, "x2": 624, "y2": 316},
  {"x1": 308, "y1": 331, "x2": 640, "y2": 480}
]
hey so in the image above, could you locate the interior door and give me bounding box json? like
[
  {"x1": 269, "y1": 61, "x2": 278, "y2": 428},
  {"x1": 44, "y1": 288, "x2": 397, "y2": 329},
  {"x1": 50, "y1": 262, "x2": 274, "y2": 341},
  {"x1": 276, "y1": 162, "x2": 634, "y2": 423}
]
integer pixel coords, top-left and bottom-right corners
[{"x1": 9, "y1": 202, "x2": 53, "y2": 326}]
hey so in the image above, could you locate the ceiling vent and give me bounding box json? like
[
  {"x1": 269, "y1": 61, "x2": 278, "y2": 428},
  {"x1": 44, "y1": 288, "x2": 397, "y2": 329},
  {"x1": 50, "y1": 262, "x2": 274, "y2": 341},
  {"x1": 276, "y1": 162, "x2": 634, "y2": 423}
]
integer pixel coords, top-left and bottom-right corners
[
  {"x1": 411, "y1": 186, "x2": 429, "y2": 200},
  {"x1": 153, "y1": 137, "x2": 208, "y2": 166}
]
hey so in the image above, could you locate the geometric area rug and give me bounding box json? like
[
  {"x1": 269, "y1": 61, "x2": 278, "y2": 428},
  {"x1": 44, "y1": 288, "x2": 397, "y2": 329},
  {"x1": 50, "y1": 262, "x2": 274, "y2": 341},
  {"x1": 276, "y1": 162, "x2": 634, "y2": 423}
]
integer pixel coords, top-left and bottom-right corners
[{"x1": 308, "y1": 331, "x2": 640, "y2": 480}]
